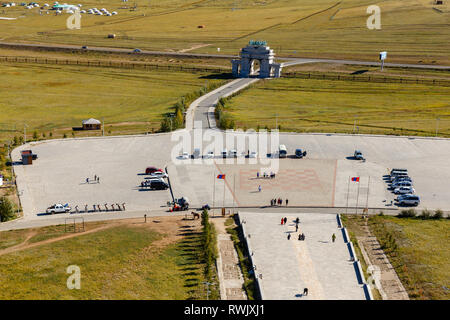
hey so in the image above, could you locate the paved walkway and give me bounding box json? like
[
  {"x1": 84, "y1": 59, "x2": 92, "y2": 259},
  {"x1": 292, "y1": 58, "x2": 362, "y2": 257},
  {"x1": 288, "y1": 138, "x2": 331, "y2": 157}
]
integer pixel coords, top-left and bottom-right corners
[
  {"x1": 239, "y1": 211, "x2": 366, "y2": 300},
  {"x1": 357, "y1": 219, "x2": 409, "y2": 300},
  {"x1": 213, "y1": 218, "x2": 247, "y2": 300}
]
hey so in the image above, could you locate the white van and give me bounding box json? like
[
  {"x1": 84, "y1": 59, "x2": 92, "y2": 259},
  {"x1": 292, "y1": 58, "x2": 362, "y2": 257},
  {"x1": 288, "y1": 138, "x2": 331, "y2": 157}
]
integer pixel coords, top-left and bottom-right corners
[{"x1": 279, "y1": 145, "x2": 287, "y2": 158}]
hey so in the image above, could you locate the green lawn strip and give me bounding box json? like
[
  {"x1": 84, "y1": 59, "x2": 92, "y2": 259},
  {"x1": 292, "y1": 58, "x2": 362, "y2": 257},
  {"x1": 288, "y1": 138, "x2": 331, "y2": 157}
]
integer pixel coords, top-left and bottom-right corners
[
  {"x1": 0, "y1": 224, "x2": 214, "y2": 299},
  {"x1": 220, "y1": 77, "x2": 450, "y2": 136},
  {"x1": 367, "y1": 215, "x2": 450, "y2": 300}
]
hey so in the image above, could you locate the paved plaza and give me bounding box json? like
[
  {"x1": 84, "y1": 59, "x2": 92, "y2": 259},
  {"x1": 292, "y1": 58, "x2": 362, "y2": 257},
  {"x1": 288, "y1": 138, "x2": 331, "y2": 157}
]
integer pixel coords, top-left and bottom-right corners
[
  {"x1": 10, "y1": 131, "x2": 450, "y2": 223},
  {"x1": 238, "y1": 211, "x2": 367, "y2": 300}
]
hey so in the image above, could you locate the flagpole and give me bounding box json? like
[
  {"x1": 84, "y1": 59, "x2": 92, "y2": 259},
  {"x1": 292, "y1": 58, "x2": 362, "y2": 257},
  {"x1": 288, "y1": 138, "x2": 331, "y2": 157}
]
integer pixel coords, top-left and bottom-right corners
[
  {"x1": 222, "y1": 176, "x2": 226, "y2": 210},
  {"x1": 346, "y1": 176, "x2": 350, "y2": 214},
  {"x1": 355, "y1": 178, "x2": 360, "y2": 214},
  {"x1": 365, "y1": 176, "x2": 370, "y2": 212},
  {"x1": 212, "y1": 168, "x2": 216, "y2": 217},
  {"x1": 233, "y1": 173, "x2": 236, "y2": 214}
]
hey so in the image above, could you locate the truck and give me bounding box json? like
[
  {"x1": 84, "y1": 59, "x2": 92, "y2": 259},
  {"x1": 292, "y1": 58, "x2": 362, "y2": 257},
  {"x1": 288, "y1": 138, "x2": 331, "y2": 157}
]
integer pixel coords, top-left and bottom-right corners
[
  {"x1": 46, "y1": 203, "x2": 71, "y2": 214},
  {"x1": 171, "y1": 197, "x2": 189, "y2": 211}
]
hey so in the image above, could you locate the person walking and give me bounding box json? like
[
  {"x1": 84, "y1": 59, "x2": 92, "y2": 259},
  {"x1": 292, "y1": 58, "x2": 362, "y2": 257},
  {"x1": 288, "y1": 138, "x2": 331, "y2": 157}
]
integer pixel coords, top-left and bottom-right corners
[
  {"x1": 295, "y1": 224, "x2": 298, "y2": 232},
  {"x1": 287, "y1": 233, "x2": 291, "y2": 240},
  {"x1": 258, "y1": 185, "x2": 261, "y2": 192},
  {"x1": 257, "y1": 171, "x2": 259, "y2": 178},
  {"x1": 97, "y1": 176, "x2": 100, "y2": 183},
  {"x1": 332, "y1": 233, "x2": 336, "y2": 243},
  {"x1": 281, "y1": 218, "x2": 284, "y2": 225},
  {"x1": 94, "y1": 174, "x2": 97, "y2": 181},
  {"x1": 86, "y1": 177, "x2": 89, "y2": 184},
  {"x1": 283, "y1": 217, "x2": 287, "y2": 225},
  {"x1": 303, "y1": 288, "x2": 308, "y2": 296},
  {"x1": 295, "y1": 217, "x2": 299, "y2": 224},
  {"x1": 286, "y1": 199, "x2": 289, "y2": 206},
  {"x1": 298, "y1": 233, "x2": 302, "y2": 241},
  {"x1": 280, "y1": 198, "x2": 283, "y2": 206}
]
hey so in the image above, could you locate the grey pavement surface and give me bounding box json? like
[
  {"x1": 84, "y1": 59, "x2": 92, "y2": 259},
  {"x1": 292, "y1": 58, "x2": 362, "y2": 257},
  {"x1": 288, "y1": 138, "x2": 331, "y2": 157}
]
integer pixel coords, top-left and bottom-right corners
[
  {"x1": 239, "y1": 211, "x2": 366, "y2": 300},
  {"x1": 8, "y1": 132, "x2": 450, "y2": 231}
]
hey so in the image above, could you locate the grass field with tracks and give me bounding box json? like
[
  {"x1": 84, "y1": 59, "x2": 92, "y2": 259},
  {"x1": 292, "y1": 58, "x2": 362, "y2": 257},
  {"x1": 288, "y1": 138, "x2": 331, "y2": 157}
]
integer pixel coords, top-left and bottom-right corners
[
  {"x1": 0, "y1": 0, "x2": 448, "y2": 64},
  {"x1": 0, "y1": 62, "x2": 223, "y2": 141},
  {"x1": 0, "y1": 218, "x2": 218, "y2": 299},
  {"x1": 220, "y1": 77, "x2": 450, "y2": 136}
]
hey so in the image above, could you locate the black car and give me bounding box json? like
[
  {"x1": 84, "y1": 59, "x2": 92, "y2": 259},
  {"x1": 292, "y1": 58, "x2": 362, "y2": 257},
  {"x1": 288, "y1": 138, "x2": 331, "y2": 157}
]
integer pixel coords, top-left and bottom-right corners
[{"x1": 150, "y1": 180, "x2": 169, "y2": 190}]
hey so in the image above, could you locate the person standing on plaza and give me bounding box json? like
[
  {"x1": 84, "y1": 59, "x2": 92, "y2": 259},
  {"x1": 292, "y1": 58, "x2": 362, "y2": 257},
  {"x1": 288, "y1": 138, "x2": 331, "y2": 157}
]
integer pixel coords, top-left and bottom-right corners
[{"x1": 332, "y1": 233, "x2": 336, "y2": 243}]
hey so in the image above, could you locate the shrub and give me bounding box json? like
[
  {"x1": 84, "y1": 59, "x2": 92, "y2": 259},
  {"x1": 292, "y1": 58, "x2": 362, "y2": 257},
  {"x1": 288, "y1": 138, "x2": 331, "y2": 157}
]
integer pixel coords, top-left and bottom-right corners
[
  {"x1": 433, "y1": 209, "x2": 444, "y2": 220},
  {"x1": 49, "y1": 132, "x2": 53, "y2": 137},
  {"x1": 398, "y1": 209, "x2": 416, "y2": 218},
  {"x1": 419, "y1": 209, "x2": 432, "y2": 220},
  {"x1": 63, "y1": 133, "x2": 67, "y2": 139},
  {"x1": 33, "y1": 131, "x2": 38, "y2": 140},
  {"x1": 0, "y1": 196, "x2": 16, "y2": 222}
]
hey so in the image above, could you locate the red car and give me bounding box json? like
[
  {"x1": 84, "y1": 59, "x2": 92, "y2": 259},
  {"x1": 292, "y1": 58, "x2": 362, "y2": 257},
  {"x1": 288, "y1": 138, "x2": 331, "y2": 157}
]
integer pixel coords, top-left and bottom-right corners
[{"x1": 145, "y1": 166, "x2": 162, "y2": 175}]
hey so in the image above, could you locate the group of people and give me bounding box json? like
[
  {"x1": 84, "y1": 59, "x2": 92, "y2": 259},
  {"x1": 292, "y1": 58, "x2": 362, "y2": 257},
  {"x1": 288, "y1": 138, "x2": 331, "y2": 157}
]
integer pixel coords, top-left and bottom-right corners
[
  {"x1": 73, "y1": 203, "x2": 126, "y2": 213},
  {"x1": 271, "y1": 198, "x2": 288, "y2": 206},
  {"x1": 256, "y1": 171, "x2": 276, "y2": 179},
  {"x1": 282, "y1": 216, "x2": 305, "y2": 241},
  {"x1": 86, "y1": 175, "x2": 100, "y2": 184}
]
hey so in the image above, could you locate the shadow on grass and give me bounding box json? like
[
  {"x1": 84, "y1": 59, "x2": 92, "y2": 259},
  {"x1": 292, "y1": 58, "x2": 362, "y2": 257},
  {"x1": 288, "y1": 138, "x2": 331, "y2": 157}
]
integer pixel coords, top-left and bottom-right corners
[{"x1": 199, "y1": 72, "x2": 234, "y2": 80}]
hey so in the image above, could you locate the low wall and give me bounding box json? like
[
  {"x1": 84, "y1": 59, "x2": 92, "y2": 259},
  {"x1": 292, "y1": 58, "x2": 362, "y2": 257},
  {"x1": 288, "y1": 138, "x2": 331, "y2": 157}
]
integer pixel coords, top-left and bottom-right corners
[{"x1": 237, "y1": 212, "x2": 265, "y2": 300}]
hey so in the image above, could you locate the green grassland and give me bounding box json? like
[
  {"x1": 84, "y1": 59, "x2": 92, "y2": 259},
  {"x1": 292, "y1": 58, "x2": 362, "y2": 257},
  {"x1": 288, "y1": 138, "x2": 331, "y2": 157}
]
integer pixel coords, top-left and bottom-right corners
[
  {"x1": 0, "y1": 222, "x2": 215, "y2": 299},
  {"x1": 220, "y1": 77, "x2": 450, "y2": 136},
  {"x1": 367, "y1": 215, "x2": 450, "y2": 300},
  {"x1": 0, "y1": 62, "x2": 223, "y2": 141},
  {"x1": 0, "y1": 0, "x2": 449, "y2": 64}
]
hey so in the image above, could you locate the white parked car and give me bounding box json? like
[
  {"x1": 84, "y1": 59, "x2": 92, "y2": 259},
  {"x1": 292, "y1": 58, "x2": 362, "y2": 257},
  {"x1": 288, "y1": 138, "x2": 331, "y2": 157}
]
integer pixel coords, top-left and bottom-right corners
[
  {"x1": 391, "y1": 181, "x2": 413, "y2": 189},
  {"x1": 204, "y1": 151, "x2": 214, "y2": 159},
  {"x1": 396, "y1": 194, "x2": 420, "y2": 206},
  {"x1": 46, "y1": 203, "x2": 71, "y2": 214},
  {"x1": 180, "y1": 152, "x2": 189, "y2": 159},
  {"x1": 111, "y1": 11, "x2": 117, "y2": 15},
  {"x1": 249, "y1": 151, "x2": 257, "y2": 158},
  {"x1": 394, "y1": 186, "x2": 415, "y2": 194},
  {"x1": 149, "y1": 171, "x2": 168, "y2": 179}
]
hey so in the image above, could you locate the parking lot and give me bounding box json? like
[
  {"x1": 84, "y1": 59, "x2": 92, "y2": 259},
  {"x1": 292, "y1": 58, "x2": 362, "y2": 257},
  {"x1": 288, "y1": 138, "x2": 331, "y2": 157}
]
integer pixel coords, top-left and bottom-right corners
[{"x1": 11, "y1": 132, "x2": 450, "y2": 221}]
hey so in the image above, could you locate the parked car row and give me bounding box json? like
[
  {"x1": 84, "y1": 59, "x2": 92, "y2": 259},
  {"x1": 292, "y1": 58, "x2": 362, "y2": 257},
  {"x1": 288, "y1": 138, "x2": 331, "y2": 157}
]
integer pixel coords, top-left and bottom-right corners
[
  {"x1": 178, "y1": 145, "x2": 307, "y2": 159},
  {"x1": 143, "y1": 167, "x2": 169, "y2": 190},
  {"x1": 385, "y1": 168, "x2": 420, "y2": 206}
]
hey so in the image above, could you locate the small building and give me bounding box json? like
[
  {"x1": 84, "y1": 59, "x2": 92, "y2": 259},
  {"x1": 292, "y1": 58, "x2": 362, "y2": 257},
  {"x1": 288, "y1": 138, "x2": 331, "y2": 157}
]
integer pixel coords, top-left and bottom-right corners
[
  {"x1": 21, "y1": 150, "x2": 33, "y2": 165},
  {"x1": 82, "y1": 118, "x2": 101, "y2": 130}
]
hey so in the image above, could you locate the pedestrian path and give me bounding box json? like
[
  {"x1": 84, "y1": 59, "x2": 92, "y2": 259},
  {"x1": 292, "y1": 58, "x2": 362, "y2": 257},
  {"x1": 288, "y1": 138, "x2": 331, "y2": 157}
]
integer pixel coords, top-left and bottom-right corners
[
  {"x1": 213, "y1": 218, "x2": 247, "y2": 300},
  {"x1": 239, "y1": 211, "x2": 366, "y2": 300}
]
